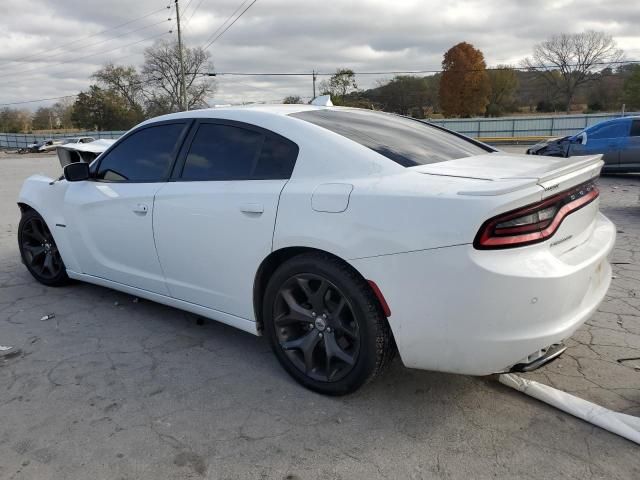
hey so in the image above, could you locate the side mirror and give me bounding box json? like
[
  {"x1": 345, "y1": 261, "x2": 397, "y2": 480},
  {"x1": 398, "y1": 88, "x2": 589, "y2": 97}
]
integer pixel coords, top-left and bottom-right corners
[{"x1": 63, "y1": 162, "x2": 90, "y2": 182}]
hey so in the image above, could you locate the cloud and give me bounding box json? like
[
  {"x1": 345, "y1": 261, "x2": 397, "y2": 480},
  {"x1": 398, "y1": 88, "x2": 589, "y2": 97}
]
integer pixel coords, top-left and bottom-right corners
[{"x1": 0, "y1": 0, "x2": 638, "y2": 108}]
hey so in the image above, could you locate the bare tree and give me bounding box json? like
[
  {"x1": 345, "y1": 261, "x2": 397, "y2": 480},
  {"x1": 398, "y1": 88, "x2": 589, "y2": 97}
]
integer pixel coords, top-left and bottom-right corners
[
  {"x1": 319, "y1": 68, "x2": 358, "y2": 104},
  {"x1": 142, "y1": 39, "x2": 216, "y2": 112},
  {"x1": 93, "y1": 64, "x2": 145, "y2": 112},
  {"x1": 524, "y1": 31, "x2": 623, "y2": 112}
]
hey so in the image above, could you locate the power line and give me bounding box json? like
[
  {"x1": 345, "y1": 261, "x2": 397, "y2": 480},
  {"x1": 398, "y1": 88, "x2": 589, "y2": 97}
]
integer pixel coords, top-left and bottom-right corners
[
  {"x1": 195, "y1": 60, "x2": 640, "y2": 77},
  {"x1": 184, "y1": 0, "x2": 208, "y2": 28},
  {"x1": 0, "y1": 95, "x2": 79, "y2": 107},
  {"x1": 0, "y1": 5, "x2": 171, "y2": 70},
  {"x1": 5, "y1": 18, "x2": 171, "y2": 69},
  {"x1": 199, "y1": 0, "x2": 251, "y2": 49},
  {"x1": 202, "y1": 0, "x2": 259, "y2": 50},
  {"x1": 0, "y1": 76, "x2": 165, "y2": 107},
  {"x1": 0, "y1": 30, "x2": 172, "y2": 82},
  {"x1": 3, "y1": 59, "x2": 639, "y2": 108}
]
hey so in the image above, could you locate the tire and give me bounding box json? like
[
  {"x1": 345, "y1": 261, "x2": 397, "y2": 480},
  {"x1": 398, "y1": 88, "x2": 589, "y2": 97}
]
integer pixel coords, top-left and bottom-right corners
[
  {"x1": 18, "y1": 209, "x2": 69, "y2": 286},
  {"x1": 263, "y1": 252, "x2": 394, "y2": 395}
]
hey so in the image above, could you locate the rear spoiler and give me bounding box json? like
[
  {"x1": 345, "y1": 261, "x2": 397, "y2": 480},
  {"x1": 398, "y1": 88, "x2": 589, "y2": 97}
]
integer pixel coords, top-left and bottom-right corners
[{"x1": 458, "y1": 154, "x2": 603, "y2": 197}]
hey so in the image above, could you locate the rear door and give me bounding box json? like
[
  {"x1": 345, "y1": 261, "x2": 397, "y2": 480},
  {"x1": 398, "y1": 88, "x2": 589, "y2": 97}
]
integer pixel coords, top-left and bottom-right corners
[
  {"x1": 64, "y1": 121, "x2": 190, "y2": 294},
  {"x1": 619, "y1": 119, "x2": 640, "y2": 170},
  {"x1": 153, "y1": 119, "x2": 299, "y2": 320}
]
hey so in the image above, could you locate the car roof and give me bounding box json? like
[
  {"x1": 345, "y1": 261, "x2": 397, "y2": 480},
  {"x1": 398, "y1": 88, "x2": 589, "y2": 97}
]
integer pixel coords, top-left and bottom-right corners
[{"x1": 140, "y1": 104, "x2": 358, "y2": 125}]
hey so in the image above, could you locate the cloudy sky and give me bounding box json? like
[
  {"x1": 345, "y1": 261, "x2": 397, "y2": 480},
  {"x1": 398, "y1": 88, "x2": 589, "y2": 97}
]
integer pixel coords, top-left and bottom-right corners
[{"x1": 0, "y1": 0, "x2": 639, "y2": 109}]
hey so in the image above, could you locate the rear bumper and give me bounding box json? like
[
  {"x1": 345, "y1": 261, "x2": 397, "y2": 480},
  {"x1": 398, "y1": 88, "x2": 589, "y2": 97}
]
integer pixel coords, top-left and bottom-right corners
[{"x1": 350, "y1": 212, "x2": 616, "y2": 375}]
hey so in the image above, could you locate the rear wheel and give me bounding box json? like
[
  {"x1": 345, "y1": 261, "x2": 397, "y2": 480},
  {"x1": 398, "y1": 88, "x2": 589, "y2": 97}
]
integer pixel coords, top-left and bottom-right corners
[
  {"x1": 263, "y1": 252, "x2": 394, "y2": 395},
  {"x1": 18, "y1": 209, "x2": 69, "y2": 286}
]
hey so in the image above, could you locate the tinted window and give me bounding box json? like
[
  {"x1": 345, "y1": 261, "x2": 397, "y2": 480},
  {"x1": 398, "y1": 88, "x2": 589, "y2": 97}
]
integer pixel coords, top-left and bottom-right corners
[
  {"x1": 182, "y1": 123, "x2": 298, "y2": 181},
  {"x1": 290, "y1": 109, "x2": 492, "y2": 167},
  {"x1": 630, "y1": 120, "x2": 640, "y2": 137},
  {"x1": 96, "y1": 123, "x2": 186, "y2": 182},
  {"x1": 588, "y1": 121, "x2": 628, "y2": 140}
]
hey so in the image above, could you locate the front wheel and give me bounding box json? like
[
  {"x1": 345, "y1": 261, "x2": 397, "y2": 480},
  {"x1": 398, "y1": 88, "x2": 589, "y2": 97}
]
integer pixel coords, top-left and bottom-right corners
[
  {"x1": 18, "y1": 209, "x2": 69, "y2": 286},
  {"x1": 263, "y1": 253, "x2": 394, "y2": 395}
]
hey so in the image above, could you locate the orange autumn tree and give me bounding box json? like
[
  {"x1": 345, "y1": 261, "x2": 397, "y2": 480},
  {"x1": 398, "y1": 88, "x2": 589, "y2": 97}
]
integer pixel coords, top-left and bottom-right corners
[{"x1": 439, "y1": 42, "x2": 490, "y2": 117}]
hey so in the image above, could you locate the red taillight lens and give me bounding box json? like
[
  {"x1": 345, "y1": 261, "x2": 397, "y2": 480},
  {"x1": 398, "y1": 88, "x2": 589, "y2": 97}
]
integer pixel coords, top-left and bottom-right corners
[{"x1": 474, "y1": 181, "x2": 599, "y2": 249}]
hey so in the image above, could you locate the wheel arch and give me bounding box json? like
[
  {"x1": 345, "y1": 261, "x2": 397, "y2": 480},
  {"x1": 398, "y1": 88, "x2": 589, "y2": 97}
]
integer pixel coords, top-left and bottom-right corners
[{"x1": 253, "y1": 246, "x2": 392, "y2": 335}]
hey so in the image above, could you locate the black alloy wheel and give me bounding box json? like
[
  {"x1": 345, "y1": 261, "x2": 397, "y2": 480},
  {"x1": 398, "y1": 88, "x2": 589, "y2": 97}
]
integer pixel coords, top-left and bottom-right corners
[
  {"x1": 264, "y1": 253, "x2": 394, "y2": 395},
  {"x1": 273, "y1": 273, "x2": 360, "y2": 382},
  {"x1": 18, "y1": 210, "x2": 69, "y2": 286}
]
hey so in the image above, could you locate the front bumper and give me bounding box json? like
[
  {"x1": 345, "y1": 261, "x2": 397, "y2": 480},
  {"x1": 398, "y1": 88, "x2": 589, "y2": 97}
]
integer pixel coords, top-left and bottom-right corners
[{"x1": 350, "y1": 212, "x2": 616, "y2": 376}]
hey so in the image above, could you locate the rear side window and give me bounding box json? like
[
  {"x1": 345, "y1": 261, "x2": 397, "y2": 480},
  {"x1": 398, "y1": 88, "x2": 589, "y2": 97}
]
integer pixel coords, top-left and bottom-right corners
[
  {"x1": 181, "y1": 123, "x2": 298, "y2": 181},
  {"x1": 96, "y1": 123, "x2": 186, "y2": 182},
  {"x1": 289, "y1": 109, "x2": 492, "y2": 167},
  {"x1": 588, "y1": 121, "x2": 628, "y2": 140},
  {"x1": 630, "y1": 120, "x2": 640, "y2": 137}
]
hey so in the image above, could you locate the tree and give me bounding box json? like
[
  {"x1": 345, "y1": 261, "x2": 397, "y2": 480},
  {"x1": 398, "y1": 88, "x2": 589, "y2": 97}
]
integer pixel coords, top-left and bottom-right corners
[
  {"x1": 439, "y1": 42, "x2": 490, "y2": 117},
  {"x1": 71, "y1": 85, "x2": 141, "y2": 130},
  {"x1": 93, "y1": 63, "x2": 146, "y2": 114},
  {"x1": 524, "y1": 31, "x2": 623, "y2": 112},
  {"x1": 320, "y1": 68, "x2": 358, "y2": 104},
  {"x1": 623, "y1": 65, "x2": 640, "y2": 110},
  {"x1": 371, "y1": 75, "x2": 438, "y2": 117},
  {"x1": 0, "y1": 108, "x2": 31, "y2": 133},
  {"x1": 486, "y1": 66, "x2": 519, "y2": 117},
  {"x1": 52, "y1": 99, "x2": 75, "y2": 130},
  {"x1": 141, "y1": 39, "x2": 216, "y2": 113},
  {"x1": 282, "y1": 95, "x2": 302, "y2": 104},
  {"x1": 31, "y1": 107, "x2": 56, "y2": 130}
]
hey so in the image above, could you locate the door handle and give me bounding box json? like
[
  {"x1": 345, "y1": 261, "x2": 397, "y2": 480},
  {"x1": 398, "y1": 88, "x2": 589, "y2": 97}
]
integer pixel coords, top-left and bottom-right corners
[
  {"x1": 132, "y1": 203, "x2": 149, "y2": 215},
  {"x1": 240, "y1": 203, "x2": 264, "y2": 214}
]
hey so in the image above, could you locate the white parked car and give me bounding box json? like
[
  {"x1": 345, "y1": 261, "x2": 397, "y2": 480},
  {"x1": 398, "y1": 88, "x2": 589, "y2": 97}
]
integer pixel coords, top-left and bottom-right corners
[{"x1": 17, "y1": 105, "x2": 615, "y2": 395}]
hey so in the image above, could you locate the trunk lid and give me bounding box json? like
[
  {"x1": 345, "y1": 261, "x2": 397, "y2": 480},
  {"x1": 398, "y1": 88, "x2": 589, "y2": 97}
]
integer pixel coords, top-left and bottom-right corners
[
  {"x1": 412, "y1": 152, "x2": 603, "y2": 198},
  {"x1": 413, "y1": 152, "x2": 605, "y2": 255}
]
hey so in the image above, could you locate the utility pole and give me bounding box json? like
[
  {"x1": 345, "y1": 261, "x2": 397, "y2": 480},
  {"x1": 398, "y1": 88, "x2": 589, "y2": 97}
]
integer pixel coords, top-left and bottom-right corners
[
  {"x1": 312, "y1": 69, "x2": 317, "y2": 99},
  {"x1": 175, "y1": 0, "x2": 188, "y2": 111}
]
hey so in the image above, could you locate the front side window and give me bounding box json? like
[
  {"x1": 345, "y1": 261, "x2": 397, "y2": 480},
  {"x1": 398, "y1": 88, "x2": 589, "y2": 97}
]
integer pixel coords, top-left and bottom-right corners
[
  {"x1": 181, "y1": 123, "x2": 298, "y2": 181},
  {"x1": 630, "y1": 120, "x2": 640, "y2": 137},
  {"x1": 289, "y1": 109, "x2": 492, "y2": 167},
  {"x1": 587, "y1": 121, "x2": 628, "y2": 140},
  {"x1": 96, "y1": 123, "x2": 186, "y2": 182}
]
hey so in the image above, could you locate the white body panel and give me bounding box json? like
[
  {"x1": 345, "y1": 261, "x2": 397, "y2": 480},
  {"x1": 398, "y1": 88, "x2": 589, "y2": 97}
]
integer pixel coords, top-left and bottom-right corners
[
  {"x1": 63, "y1": 181, "x2": 170, "y2": 294},
  {"x1": 153, "y1": 180, "x2": 286, "y2": 320},
  {"x1": 17, "y1": 105, "x2": 617, "y2": 376}
]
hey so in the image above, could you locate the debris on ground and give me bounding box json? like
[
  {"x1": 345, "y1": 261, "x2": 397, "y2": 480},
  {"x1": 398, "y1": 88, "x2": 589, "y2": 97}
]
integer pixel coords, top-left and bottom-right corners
[
  {"x1": 617, "y1": 357, "x2": 640, "y2": 370},
  {"x1": 499, "y1": 374, "x2": 640, "y2": 445},
  {"x1": 0, "y1": 346, "x2": 22, "y2": 359},
  {"x1": 40, "y1": 313, "x2": 55, "y2": 321}
]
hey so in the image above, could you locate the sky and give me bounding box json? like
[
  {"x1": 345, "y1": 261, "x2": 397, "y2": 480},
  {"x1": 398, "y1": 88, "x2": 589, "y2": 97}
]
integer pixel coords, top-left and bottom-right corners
[{"x1": 0, "y1": 0, "x2": 639, "y2": 109}]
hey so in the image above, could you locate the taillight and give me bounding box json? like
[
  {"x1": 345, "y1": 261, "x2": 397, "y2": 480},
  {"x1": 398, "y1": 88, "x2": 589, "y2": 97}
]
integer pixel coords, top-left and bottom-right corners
[{"x1": 474, "y1": 181, "x2": 599, "y2": 249}]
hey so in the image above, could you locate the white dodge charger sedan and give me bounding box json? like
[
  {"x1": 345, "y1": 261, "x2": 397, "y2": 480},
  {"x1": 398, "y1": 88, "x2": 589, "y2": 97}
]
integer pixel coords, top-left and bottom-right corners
[{"x1": 17, "y1": 105, "x2": 615, "y2": 395}]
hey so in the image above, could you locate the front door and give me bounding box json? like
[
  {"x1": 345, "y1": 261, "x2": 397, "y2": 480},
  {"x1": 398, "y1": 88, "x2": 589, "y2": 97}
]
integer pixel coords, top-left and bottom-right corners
[
  {"x1": 153, "y1": 120, "x2": 299, "y2": 320},
  {"x1": 64, "y1": 121, "x2": 190, "y2": 294}
]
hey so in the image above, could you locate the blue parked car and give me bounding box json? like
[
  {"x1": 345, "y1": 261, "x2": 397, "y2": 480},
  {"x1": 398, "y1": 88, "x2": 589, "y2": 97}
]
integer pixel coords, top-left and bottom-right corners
[{"x1": 527, "y1": 116, "x2": 640, "y2": 173}]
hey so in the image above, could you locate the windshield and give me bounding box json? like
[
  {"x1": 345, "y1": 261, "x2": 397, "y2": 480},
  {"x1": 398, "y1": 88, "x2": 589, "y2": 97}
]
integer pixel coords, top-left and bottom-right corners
[{"x1": 289, "y1": 109, "x2": 494, "y2": 167}]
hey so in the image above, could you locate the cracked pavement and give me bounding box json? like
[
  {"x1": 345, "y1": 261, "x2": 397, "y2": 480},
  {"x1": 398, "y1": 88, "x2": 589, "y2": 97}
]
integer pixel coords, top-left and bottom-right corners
[{"x1": 0, "y1": 153, "x2": 638, "y2": 479}]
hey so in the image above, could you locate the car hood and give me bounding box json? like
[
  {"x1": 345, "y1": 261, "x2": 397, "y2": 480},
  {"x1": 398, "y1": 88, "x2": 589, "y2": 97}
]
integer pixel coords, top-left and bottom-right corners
[{"x1": 411, "y1": 152, "x2": 603, "y2": 197}]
